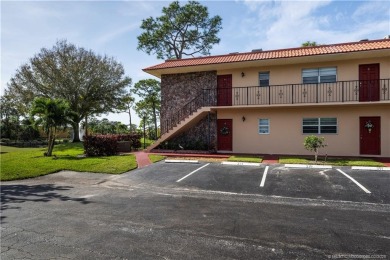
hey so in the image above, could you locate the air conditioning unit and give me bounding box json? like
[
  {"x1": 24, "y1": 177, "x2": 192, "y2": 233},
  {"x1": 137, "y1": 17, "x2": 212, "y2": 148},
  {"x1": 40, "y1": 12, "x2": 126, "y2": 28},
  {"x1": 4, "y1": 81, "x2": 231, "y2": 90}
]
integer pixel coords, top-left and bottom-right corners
[{"x1": 251, "y1": 48, "x2": 263, "y2": 53}]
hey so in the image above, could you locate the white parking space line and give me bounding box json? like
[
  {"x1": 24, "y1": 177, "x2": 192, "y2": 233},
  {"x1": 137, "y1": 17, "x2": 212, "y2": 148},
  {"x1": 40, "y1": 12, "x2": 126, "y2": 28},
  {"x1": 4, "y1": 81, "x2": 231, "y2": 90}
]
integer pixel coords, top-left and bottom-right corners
[
  {"x1": 336, "y1": 169, "x2": 371, "y2": 194},
  {"x1": 176, "y1": 163, "x2": 210, "y2": 183},
  {"x1": 260, "y1": 166, "x2": 269, "y2": 187}
]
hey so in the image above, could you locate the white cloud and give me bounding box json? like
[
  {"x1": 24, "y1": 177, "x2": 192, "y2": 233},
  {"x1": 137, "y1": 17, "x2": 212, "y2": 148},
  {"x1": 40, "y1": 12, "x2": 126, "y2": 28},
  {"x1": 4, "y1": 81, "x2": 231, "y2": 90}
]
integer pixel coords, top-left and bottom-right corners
[
  {"x1": 352, "y1": 1, "x2": 388, "y2": 20},
  {"x1": 236, "y1": 0, "x2": 390, "y2": 51}
]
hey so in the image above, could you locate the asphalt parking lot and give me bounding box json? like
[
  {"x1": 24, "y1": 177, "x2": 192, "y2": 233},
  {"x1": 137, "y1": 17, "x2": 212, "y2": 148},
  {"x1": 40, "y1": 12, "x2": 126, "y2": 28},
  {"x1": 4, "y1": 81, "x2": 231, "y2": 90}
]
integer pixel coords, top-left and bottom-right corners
[
  {"x1": 1, "y1": 162, "x2": 390, "y2": 259},
  {"x1": 126, "y1": 161, "x2": 390, "y2": 204}
]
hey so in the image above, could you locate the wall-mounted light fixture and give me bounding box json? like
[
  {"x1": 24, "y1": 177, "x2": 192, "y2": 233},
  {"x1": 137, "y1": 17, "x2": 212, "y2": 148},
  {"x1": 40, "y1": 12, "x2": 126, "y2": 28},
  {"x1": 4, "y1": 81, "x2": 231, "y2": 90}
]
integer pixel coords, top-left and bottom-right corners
[
  {"x1": 242, "y1": 116, "x2": 246, "y2": 122},
  {"x1": 241, "y1": 72, "x2": 245, "y2": 77}
]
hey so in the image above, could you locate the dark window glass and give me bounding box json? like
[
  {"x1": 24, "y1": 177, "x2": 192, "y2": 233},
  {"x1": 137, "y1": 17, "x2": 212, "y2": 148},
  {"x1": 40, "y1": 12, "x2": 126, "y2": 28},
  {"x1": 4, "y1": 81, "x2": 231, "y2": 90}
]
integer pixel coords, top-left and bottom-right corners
[
  {"x1": 302, "y1": 118, "x2": 337, "y2": 134},
  {"x1": 302, "y1": 67, "x2": 336, "y2": 83},
  {"x1": 259, "y1": 72, "x2": 270, "y2": 87}
]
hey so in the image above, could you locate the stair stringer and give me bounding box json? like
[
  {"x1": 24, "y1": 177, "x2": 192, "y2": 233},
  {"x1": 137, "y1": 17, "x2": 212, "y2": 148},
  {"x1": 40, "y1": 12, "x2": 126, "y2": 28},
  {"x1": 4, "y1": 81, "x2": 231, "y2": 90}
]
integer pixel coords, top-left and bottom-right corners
[{"x1": 146, "y1": 107, "x2": 212, "y2": 151}]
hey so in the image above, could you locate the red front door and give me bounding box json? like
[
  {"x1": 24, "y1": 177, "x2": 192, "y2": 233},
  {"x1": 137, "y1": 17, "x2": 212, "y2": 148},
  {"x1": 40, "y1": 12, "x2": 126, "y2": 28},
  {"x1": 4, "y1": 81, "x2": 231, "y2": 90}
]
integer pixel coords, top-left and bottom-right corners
[
  {"x1": 217, "y1": 75, "x2": 232, "y2": 106},
  {"x1": 360, "y1": 117, "x2": 381, "y2": 155},
  {"x1": 217, "y1": 119, "x2": 233, "y2": 151},
  {"x1": 359, "y1": 64, "x2": 380, "y2": 102}
]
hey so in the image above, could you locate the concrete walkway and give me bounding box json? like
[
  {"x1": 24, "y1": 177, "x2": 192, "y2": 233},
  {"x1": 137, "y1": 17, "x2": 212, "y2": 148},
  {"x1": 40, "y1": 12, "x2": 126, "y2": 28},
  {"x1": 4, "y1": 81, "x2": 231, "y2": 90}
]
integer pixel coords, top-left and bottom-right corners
[
  {"x1": 134, "y1": 151, "x2": 389, "y2": 168},
  {"x1": 262, "y1": 155, "x2": 279, "y2": 164},
  {"x1": 134, "y1": 151, "x2": 152, "y2": 168},
  {"x1": 376, "y1": 157, "x2": 390, "y2": 167}
]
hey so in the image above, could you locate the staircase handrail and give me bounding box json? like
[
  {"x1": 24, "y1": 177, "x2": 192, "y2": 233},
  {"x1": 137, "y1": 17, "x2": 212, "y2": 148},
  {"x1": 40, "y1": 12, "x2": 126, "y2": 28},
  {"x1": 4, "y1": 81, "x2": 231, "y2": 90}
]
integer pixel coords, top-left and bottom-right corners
[{"x1": 160, "y1": 89, "x2": 214, "y2": 136}]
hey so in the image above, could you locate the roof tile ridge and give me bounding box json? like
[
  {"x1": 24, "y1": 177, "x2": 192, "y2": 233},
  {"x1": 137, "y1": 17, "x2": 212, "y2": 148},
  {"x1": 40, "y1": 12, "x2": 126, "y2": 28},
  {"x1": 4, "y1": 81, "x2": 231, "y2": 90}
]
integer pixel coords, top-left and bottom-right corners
[
  {"x1": 164, "y1": 52, "x2": 243, "y2": 62},
  {"x1": 165, "y1": 38, "x2": 390, "y2": 62},
  {"x1": 238, "y1": 38, "x2": 390, "y2": 55}
]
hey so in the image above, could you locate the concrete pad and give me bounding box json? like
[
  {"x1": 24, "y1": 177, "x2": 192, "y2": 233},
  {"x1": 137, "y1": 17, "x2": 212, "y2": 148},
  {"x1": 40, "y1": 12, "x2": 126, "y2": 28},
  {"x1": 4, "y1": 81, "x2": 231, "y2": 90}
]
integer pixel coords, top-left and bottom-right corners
[
  {"x1": 165, "y1": 159, "x2": 199, "y2": 163},
  {"x1": 351, "y1": 166, "x2": 390, "y2": 171},
  {"x1": 221, "y1": 161, "x2": 261, "y2": 166},
  {"x1": 285, "y1": 164, "x2": 332, "y2": 169}
]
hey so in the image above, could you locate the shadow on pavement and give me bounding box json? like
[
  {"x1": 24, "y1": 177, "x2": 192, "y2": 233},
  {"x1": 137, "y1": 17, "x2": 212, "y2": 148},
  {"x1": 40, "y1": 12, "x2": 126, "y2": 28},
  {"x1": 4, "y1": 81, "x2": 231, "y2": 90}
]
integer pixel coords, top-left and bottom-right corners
[{"x1": 0, "y1": 184, "x2": 92, "y2": 224}]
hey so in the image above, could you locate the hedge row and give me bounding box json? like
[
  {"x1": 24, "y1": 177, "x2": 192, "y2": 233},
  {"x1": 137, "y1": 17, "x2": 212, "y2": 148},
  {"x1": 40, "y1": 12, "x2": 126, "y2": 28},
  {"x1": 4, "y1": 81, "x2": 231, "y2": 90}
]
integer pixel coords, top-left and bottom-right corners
[{"x1": 83, "y1": 134, "x2": 142, "y2": 156}]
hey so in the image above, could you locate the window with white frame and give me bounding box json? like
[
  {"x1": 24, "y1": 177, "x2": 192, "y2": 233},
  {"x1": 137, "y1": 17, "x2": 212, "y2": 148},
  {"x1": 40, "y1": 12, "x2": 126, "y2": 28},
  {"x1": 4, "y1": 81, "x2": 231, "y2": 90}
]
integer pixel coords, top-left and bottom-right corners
[
  {"x1": 258, "y1": 119, "x2": 270, "y2": 134},
  {"x1": 302, "y1": 118, "x2": 337, "y2": 134},
  {"x1": 302, "y1": 67, "x2": 337, "y2": 84},
  {"x1": 259, "y1": 72, "x2": 270, "y2": 87}
]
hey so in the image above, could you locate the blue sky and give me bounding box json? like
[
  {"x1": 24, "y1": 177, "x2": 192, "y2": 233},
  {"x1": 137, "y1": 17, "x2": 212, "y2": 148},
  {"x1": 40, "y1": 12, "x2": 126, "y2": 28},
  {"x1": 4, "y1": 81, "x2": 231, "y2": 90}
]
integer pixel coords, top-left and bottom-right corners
[{"x1": 1, "y1": 0, "x2": 389, "y2": 125}]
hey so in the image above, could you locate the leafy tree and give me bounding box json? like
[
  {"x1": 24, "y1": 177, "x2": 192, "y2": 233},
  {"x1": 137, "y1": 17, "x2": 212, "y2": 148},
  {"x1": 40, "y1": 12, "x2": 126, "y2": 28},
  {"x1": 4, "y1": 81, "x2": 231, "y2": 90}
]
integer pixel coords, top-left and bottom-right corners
[
  {"x1": 303, "y1": 135, "x2": 327, "y2": 162},
  {"x1": 30, "y1": 97, "x2": 73, "y2": 156},
  {"x1": 118, "y1": 92, "x2": 136, "y2": 132},
  {"x1": 132, "y1": 79, "x2": 161, "y2": 139},
  {"x1": 0, "y1": 93, "x2": 21, "y2": 139},
  {"x1": 19, "y1": 118, "x2": 41, "y2": 141},
  {"x1": 134, "y1": 100, "x2": 158, "y2": 140},
  {"x1": 302, "y1": 41, "x2": 318, "y2": 47},
  {"x1": 7, "y1": 40, "x2": 132, "y2": 142},
  {"x1": 137, "y1": 1, "x2": 222, "y2": 59},
  {"x1": 82, "y1": 118, "x2": 129, "y2": 135}
]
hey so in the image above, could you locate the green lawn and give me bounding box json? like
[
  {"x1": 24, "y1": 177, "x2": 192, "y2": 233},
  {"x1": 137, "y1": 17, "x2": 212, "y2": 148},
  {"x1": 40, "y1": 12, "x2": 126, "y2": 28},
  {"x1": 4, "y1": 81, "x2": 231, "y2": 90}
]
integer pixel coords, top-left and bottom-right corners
[
  {"x1": 227, "y1": 155, "x2": 263, "y2": 163},
  {"x1": 279, "y1": 156, "x2": 385, "y2": 167},
  {"x1": 148, "y1": 154, "x2": 166, "y2": 163},
  {"x1": 0, "y1": 143, "x2": 137, "y2": 181},
  {"x1": 140, "y1": 138, "x2": 154, "y2": 149}
]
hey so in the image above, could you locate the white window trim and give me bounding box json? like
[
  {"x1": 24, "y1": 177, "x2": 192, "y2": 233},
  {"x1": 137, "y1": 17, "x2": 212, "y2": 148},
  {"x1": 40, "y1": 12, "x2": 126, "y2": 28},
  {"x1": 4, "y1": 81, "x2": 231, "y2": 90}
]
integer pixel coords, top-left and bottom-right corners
[
  {"x1": 258, "y1": 118, "x2": 270, "y2": 135},
  {"x1": 302, "y1": 67, "x2": 337, "y2": 84},
  {"x1": 302, "y1": 117, "x2": 338, "y2": 135},
  {"x1": 259, "y1": 71, "x2": 270, "y2": 87}
]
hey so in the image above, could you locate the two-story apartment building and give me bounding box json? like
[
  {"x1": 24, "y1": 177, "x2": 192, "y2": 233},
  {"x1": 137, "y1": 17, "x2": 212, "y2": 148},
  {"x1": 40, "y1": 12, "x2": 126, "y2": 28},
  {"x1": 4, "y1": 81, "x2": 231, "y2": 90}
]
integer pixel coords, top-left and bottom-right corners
[{"x1": 144, "y1": 39, "x2": 390, "y2": 157}]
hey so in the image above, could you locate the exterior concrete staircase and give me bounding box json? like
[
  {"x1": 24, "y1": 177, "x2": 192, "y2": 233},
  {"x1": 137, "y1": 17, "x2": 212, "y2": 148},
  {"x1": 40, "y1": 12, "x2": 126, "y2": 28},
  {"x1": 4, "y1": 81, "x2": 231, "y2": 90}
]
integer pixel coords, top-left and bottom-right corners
[{"x1": 146, "y1": 107, "x2": 212, "y2": 151}]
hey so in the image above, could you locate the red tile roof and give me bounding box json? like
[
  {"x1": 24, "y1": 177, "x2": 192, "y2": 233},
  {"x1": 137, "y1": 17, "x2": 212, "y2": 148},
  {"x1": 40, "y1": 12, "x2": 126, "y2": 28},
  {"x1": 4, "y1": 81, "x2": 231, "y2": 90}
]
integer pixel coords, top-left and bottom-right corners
[{"x1": 144, "y1": 39, "x2": 390, "y2": 71}]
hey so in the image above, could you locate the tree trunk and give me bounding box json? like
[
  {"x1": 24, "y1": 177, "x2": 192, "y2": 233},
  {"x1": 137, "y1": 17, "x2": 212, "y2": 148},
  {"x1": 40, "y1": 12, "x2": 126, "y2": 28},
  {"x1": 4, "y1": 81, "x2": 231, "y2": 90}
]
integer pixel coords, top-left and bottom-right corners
[
  {"x1": 84, "y1": 116, "x2": 89, "y2": 137},
  {"x1": 46, "y1": 128, "x2": 56, "y2": 156},
  {"x1": 72, "y1": 122, "x2": 81, "y2": 142},
  {"x1": 47, "y1": 135, "x2": 55, "y2": 156}
]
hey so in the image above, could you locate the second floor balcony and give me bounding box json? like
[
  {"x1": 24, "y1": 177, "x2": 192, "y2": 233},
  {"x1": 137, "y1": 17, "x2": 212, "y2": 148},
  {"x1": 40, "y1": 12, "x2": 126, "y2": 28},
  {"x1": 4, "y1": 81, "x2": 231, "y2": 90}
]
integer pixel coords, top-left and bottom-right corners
[
  {"x1": 206, "y1": 79, "x2": 390, "y2": 107},
  {"x1": 160, "y1": 79, "x2": 389, "y2": 135}
]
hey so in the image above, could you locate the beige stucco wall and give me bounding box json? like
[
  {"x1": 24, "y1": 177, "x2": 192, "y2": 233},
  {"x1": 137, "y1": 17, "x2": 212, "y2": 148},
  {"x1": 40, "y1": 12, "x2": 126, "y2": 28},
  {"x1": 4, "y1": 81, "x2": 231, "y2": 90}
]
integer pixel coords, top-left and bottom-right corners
[
  {"x1": 216, "y1": 104, "x2": 390, "y2": 157},
  {"x1": 217, "y1": 57, "x2": 390, "y2": 87}
]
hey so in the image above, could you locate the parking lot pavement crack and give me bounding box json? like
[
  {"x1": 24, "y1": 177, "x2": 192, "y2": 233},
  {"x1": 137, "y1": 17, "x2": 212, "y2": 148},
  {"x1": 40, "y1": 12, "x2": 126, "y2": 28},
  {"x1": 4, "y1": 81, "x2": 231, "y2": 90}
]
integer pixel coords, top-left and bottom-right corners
[
  {"x1": 164, "y1": 227, "x2": 328, "y2": 258},
  {"x1": 129, "y1": 184, "x2": 390, "y2": 213},
  {"x1": 1, "y1": 246, "x2": 11, "y2": 254},
  {"x1": 3, "y1": 228, "x2": 126, "y2": 260}
]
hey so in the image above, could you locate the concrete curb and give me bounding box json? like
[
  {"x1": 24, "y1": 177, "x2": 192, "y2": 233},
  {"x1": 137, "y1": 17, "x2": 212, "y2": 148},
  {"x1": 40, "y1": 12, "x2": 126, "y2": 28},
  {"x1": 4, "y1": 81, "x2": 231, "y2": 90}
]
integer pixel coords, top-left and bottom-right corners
[
  {"x1": 284, "y1": 164, "x2": 333, "y2": 169},
  {"x1": 221, "y1": 161, "x2": 262, "y2": 167},
  {"x1": 165, "y1": 159, "x2": 199, "y2": 164},
  {"x1": 351, "y1": 166, "x2": 390, "y2": 171}
]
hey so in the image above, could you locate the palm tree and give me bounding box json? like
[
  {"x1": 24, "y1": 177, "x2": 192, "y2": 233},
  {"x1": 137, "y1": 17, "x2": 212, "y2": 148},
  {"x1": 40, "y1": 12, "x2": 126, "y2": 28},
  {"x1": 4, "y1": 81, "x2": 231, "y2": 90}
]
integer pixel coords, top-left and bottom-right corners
[{"x1": 30, "y1": 97, "x2": 73, "y2": 156}]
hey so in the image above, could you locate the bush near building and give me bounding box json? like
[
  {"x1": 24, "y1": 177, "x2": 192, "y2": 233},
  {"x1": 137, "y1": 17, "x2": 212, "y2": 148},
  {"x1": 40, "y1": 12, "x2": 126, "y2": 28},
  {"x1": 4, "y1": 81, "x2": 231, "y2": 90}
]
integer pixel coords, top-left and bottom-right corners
[{"x1": 83, "y1": 134, "x2": 141, "y2": 156}]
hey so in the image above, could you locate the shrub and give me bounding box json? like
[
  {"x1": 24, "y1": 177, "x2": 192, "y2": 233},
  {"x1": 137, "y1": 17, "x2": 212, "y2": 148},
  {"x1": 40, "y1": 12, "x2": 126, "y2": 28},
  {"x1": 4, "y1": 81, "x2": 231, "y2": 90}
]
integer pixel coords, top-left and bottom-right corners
[
  {"x1": 158, "y1": 139, "x2": 209, "y2": 150},
  {"x1": 83, "y1": 134, "x2": 142, "y2": 156},
  {"x1": 84, "y1": 135, "x2": 119, "y2": 156},
  {"x1": 303, "y1": 135, "x2": 327, "y2": 162},
  {"x1": 116, "y1": 134, "x2": 142, "y2": 149},
  {"x1": 19, "y1": 125, "x2": 41, "y2": 141}
]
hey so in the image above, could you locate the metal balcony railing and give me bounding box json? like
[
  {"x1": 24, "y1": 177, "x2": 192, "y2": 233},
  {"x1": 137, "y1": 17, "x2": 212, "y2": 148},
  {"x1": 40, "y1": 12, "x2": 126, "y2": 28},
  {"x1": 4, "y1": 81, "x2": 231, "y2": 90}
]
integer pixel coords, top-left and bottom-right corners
[
  {"x1": 160, "y1": 89, "x2": 215, "y2": 135},
  {"x1": 226, "y1": 79, "x2": 389, "y2": 106},
  {"x1": 160, "y1": 79, "x2": 389, "y2": 135}
]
